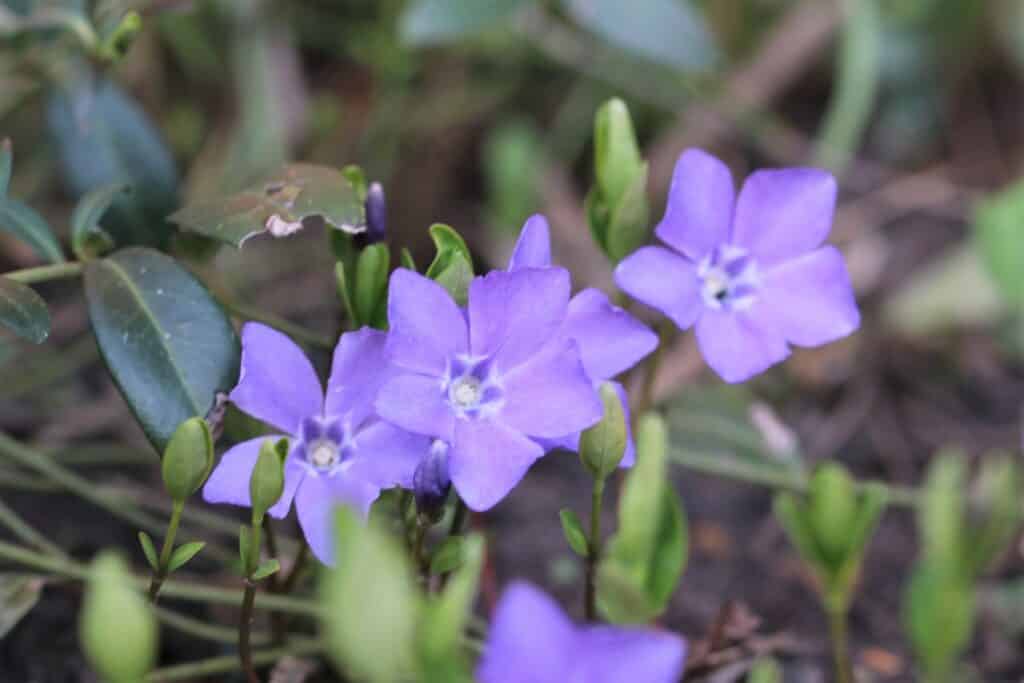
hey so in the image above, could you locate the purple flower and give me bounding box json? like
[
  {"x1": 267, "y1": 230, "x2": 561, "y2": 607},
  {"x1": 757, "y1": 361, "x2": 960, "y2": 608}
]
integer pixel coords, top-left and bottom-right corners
[
  {"x1": 375, "y1": 266, "x2": 603, "y2": 511},
  {"x1": 615, "y1": 149, "x2": 860, "y2": 383},
  {"x1": 507, "y1": 215, "x2": 658, "y2": 466},
  {"x1": 477, "y1": 581, "x2": 686, "y2": 683},
  {"x1": 203, "y1": 323, "x2": 428, "y2": 564}
]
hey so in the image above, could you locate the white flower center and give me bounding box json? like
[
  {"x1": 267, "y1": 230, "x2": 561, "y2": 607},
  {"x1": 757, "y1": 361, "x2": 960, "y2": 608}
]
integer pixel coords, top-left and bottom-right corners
[
  {"x1": 308, "y1": 439, "x2": 340, "y2": 470},
  {"x1": 450, "y1": 377, "x2": 482, "y2": 409},
  {"x1": 697, "y1": 245, "x2": 760, "y2": 311}
]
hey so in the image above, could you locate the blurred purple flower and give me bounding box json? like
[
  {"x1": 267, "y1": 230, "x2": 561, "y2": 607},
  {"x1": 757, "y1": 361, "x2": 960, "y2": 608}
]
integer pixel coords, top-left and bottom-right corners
[
  {"x1": 615, "y1": 149, "x2": 860, "y2": 383},
  {"x1": 507, "y1": 215, "x2": 658, "y2": 466},
  {"x1": 203, "y1": 323, "x2": 428, "y2": 564},
  {"x1": 375, "y1": 266, "x2": 603, "y2": 511},
  {"x1": 477, "y1": 581, "x2": 687, "y2": 683}
]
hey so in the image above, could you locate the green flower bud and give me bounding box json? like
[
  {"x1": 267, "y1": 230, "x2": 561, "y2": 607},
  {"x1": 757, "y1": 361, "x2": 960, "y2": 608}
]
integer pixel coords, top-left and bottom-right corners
[
  {"x1": 594, "y1": 98, "x2": 643, "y2": 205},
  {"x1": 250, "y1": 438, "x2": 287, "y2": 521},
  {"x1": 807, "y1": 463, "x2": 858, "y2": 565},
  {"x1": 161, "y1": 417, "x2": 214, "y2": 502},
  {"x1": 579, "y1": 382, "x2": 628, "y2": 480},
  {"x1": 79, "y1": 553, "x2": 157, "y2": 683}
]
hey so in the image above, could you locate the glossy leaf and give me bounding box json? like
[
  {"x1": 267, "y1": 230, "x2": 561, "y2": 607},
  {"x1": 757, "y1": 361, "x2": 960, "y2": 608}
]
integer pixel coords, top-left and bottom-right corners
[
  {"x1": 170, "y1": 164, "x2": 365, "y2": 248},
  {"x1": 70, "y1": 183, "x2": 126, "y2": 260},
  {"x1": 137, "y1": 532, "x2": 159, "y2": 571},
  {"x1": 400, "y1": 0, "x2": 527, "y2": 45},
  {"x1": 564, "y1": 0, "x2": 717, "y2": 72},
  {"x1": 84, "y1": 248, "x2": 240, "y2": 453},
  {"x1": 425, "y1": 223, "x2": 474, "y2": 305},
  {"x1": 0, "y1": 200, "x2": 64, "y2": 264},
  {"x1": 0, "y1": 574, "x2": 42, "y2": 639},
  {"x1": 559, "y1": 508, "x2": 589, "y2": 557},
  {"x1": 0, "y1": 277, "x2": 50, "y2": 344},
  {"x1": 167, "y1": 541, "x2": 206, "y2": 573}
]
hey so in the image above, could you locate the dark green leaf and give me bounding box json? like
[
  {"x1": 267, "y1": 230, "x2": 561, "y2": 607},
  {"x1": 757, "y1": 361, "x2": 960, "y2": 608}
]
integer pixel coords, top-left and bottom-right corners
[
  {"x1": 0, "y1": 574, "x2": 42, "y2": 639},
  {"x1": 0, "y1": 277, "x2": 50, "y2": 344},
  {"x1": 564, "y1": 0, "x2": 717, "y2": 71},
  {"x1": 170, "y1": 163, "x2": 365, "y2": 248},
  {"x1": 559, "y1": 508, "x2": 589, "y2": 557},
  {"x1": 400, "y1": 0, "x2": 527, "y2": 45},
  {"x1": 137, "y1": 531, "x2": 159, "y2": 571},
  {"x1": 429, "y1": 536, "x2": 465, "y2": 575},
  {"x1": 0, "y1": 139, "x2": 10, "y2": 196},
  {"x1": 167, "y1": 541, "x2": 205, "y2": 573},
  {"x1": 47, "y1": 76, "x2": 179, "y2": 249},
  {"x1": 84, "y1": 248, "x2": 240, "y2": 452},
  {"x1": 251, "y1": 558, "x2": 280, "y2": 581},
  {"x1": 0, "y1": 200, "x2": 64, "y2": 264},
  {"x1": 70, "y1": 183, "x2": 126, "y2": 260},
  {"x1": 355, "y1": 244, "x2": 390, "y2": 329}
]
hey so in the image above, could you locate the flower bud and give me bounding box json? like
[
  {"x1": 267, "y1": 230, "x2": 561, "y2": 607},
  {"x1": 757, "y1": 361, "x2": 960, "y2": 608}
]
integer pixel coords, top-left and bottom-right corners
[
  {"x1": 579, "y1": 382, "x2": 628, "y2": 480},
  {"x1": 161, "y1": 417, "x2": 214, "y2": 502},
  {"x1": 364, "y1": 182, "x2": 387, "y2": 244},
  {"x1": 414, "y1": 440, "x2": 452, "y2": 524},
  {"x1": 80, "y1": 553, "x2": 157, "y2": 683},
  {"x1": 594, "y1": 98, "x2": 643, "y2": 207},
  {"x1": 807, "y1": 463, "x2": 858, "y2": 565},
  {"x1": 250, "y1": 437, "x2": 287, "y2": 521}
]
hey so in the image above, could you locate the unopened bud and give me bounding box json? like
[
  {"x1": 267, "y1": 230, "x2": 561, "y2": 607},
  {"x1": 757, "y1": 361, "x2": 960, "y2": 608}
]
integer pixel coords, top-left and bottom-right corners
[
  {"x1": 250, "y1": 438, "x2": 287, "y2": 520},
  {"x1": 579, "y1": 382, "x2": 628, "y2": 480},
  {"x1": 364, "y1": 182, "x2": 387, "y2": 244},
  {"x1": 414, "y1": 440, "x2": 451, "y2": 523},
  {"x1": 594, "y1": 98, "x2": 643, "y2": 206},
  {"x1": 807, "y1": 463, "x2": 857, "y2": 565},
  {"x1": 162, "y1": 417, "x2": 214, "y2": 501}
]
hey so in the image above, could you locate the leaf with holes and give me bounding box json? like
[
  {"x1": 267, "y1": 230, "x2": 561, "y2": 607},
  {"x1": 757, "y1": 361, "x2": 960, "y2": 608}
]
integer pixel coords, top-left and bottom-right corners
[
  {"x1": 169, "y1": 163, "x2": 365, "y2": 247},
  {"x1": 0, "y1": 277, "x2": 49, "y2": 344},
  {"x1": 84, "y1": 248, "x2": 240, "y2": 452}
]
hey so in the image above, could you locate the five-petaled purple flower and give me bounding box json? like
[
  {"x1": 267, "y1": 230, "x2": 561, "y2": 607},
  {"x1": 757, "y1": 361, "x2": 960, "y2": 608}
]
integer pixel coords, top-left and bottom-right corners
[
  {"x1": 203, "y1": 323, "x2": 427, "y2": 564},
  {"x1": 615, "y1": 149, "x2": 860, "y2": 383},
  {"x1": 375, "y1": 266, "x2": 603, "y2": 511},
  {"x1": 477, "y1": 581, "x2": 686, "y2": 683},
  {"x1": 507, "y1": 215, "x2": 658, "y2": 466}
]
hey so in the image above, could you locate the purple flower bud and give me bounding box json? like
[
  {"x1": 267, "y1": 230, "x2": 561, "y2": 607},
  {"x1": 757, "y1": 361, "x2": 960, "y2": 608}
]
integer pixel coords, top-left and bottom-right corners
[
  {"x1": 414, "y1": 440, "x2": 451, "y2": 522},
  {"x1": 364, "y1": 182, "x2": 387, "y2": 244}
]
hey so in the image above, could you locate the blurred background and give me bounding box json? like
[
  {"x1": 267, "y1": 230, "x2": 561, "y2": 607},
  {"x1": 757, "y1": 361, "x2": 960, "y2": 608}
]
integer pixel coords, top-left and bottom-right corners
[{"x1": 2, "y1": 0, "x2": 1024, "y2": 680}]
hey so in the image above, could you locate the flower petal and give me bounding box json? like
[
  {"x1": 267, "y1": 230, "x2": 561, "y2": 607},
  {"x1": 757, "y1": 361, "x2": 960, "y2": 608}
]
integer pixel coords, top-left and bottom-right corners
[
  {"x1": 347, "y1": 419, "x2": 431, "y2": 490},
  {"x1": 731, "y1": 167, "x2": 837, "y2": 265},
  {"x1": 325, "y1": 327, "x2": 394, "y2": 425},
  {"x1": 476, "y1": 582, "x2": 574, "y2": 683},
  {"x1": 203, "y1": 436, "x2": 304, "y2": 515},
  {"x1": 375, "y1": 374, "x2": 454, "y2": 439},
  {"x1": 295, "y1": 473, "x2": 379, "y2": 566},
  {"x1": 760, "y1": 246, "x2": 860, "y2": 347},
  {"x1": 229, "y1": 323, "x2": 322, "y2": 434},
  {"x1": 614, "y1": 247, "x2": 702, "y2": 330},
  {"x1": 573, "y1": 626, "x2": 687, "y2": 683},
  {"x1": 564, "y1": 288, "x2": 659, "y2": 380},
  {"x1": 694, "y1": 307, "x2": 790, "y2": 383},
  {"x1": 469, "y1": 268, "x2": 571, "y2": 371},
  {"x1": 386, "y1": 268, "x2": 468, "y2": 375},
  {"x1": 500, "y1": 339, "x2": 602, "y2": 438},
  {"x1": 654, "y1": 148, "x2": 735, "y2": 260},
  {"x1": 449, "y1": 419, "x2": 544, "y2": 511},
  {"x1": 508, "y1": 214, "x2": 552, "y2": 270}
]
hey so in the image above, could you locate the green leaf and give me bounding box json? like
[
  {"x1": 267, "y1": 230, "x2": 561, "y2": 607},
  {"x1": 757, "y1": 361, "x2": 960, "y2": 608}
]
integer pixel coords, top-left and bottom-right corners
[
  {"x1": 400, "y1": 0, "x2": 527, "y2": 45},
  {"x1": 974, "y1": 179, "x2": 1024, "y2": 307},
  {"x1": 355, "y1": 244, "x2": 390, "y2": 329},
  {"x1": 322, "y1": 509, "x2": 419, "y2": 683},
  {"x1": 170, "y1": 163, "x2": 365, "y2": 248},
  {"x1": 559, "y1": 508, "x2": 589, "y2": 557},
  {"x1": 430, "y1": 536, "x2": 465, "y2": 575},
  {"x1": 84, "y1": 248, "x2": 240, "y2": 452},
  {"x1": 0, "y1": 574, "x2": 42, "y2": 639},
  {"x1": 564, "y1": 0, "x2": 717, "y2": 71},
  {"x1": 0, "y1": 199, "x2": 65, "y2": 264},
  {"x1": 579, "y1": 382, "x2": 628, "y2": 479},
  {"x1": 920, "y1": 451, "x2": 967, "y2": 577},
  {"x1": 838, "y1": 483, "x2": 888, "y2": 585},
  {"x1": 748, "y1": 657, "x2": 783, "y2": 683},
  {"x1": 0, "y1": 277, "x2": 49, "y2": 344},
  {"x1": 167, "y1": 541, "x2": 205, "y2": 573},
  {"x1": 47, "y1": 76, "x2": 179, "y2": 249},
  {"x1": 0, "y1": 139, "x2": 11, "y2": 196},
  {"x1": 967, "y1": 454, "x2": 1021, "y2": 577},
  {"x1": 70, "y1": 183, "x2": 126, "y2": 260},
  {"x1": 400, "y1": 247, "x2": 417, "y2": 272},
  {"x1": 904, "y1": 563, "x2": 974, "y2": 680},
  {"x1": 334, "y1": 261, "x2": 359, "y2": 329},
  {"x1": 251, "y1": 558, "x2": 281, "y2": 581},
  {"x1": 138, "y1": 531, "x2": 159, "y2": 571},
  {"x1": 774, "y1": 492, "x2": 827, "y2": 580},
  {"x1": 425, "y1": 223, "x2": 474, "y2": 305}
]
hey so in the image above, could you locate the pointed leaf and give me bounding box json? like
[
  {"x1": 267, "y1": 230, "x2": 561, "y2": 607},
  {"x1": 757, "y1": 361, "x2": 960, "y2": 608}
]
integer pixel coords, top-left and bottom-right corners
[
  {"x1": 251, "y1": 558, "x2": 281, "y2": 581},
  {"x1": 70, "y1": 183, "x2": 126, "y2": 260},
  {"x1": 425, "y1": 224, "x2": 473, "y2": 305},
  {"x1": 773, "y1": 492, "x2": 828, "y2": 580},
  {"x1": 605, "y1": 164, "x2": 649, "y2": 263},
  {"x1": 0, "y1": 277, "x2": 49, "y2": 344},
  {"x1": 84, "y1": 248, "x2": 240, "y2": 452},
  {"x1": 0, "y1": 199, "x2": 64, "y2": 264},
  {"x1": 0, "y1": 574, "x2": 42, "y2": 639},
  {"x1": 138, "y1": 532, "x2": 159, "y2": 571},
  {"x1": 167, "y1": 541, "x2": 206, "y2": 573},
  {"x1": 837, "y1": 483, "x2": 888, "y2": 586},
  {"x1": 559, "y1": 508, "x2": 589, "y2": 557},
  {"x1": 400, "y1": 247, "x2": 417, "y2": 272},
  {"x1": 0, "y1": 139, "x2": 10, "y2": 197},
  {"x1": 170, "y1": 164, "x2": 365, "y2": 247}
]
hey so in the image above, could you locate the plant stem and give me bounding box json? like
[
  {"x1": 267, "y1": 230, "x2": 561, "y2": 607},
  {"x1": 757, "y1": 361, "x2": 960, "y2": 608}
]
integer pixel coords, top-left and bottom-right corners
[
  {"x1": 239, "y1": 580, "x2": 259, "y2": 683},
  {"x1": 154, "y1": 605, "x2": 271, "y2": 646},
  {"x1": 827, "y1": 600, "x2": 853, "y2": 683},
  {"x1": 584, "y1": 477, "x2": 606, "y2": 621},
  {"x1": 145, "y1": 639, "x2": 323, "y2": 682},
  {"x1": 217, "y1": 296, "x2": 334, "y2": 350},
  {"x1": 4, "y1": 261, "x2": 83, "y2": 284},
  {"x1": 149, "y1": 499, "x2": 184, "y2": 602}
]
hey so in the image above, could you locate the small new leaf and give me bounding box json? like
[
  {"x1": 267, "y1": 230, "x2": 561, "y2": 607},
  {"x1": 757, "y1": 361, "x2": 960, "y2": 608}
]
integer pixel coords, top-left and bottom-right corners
[
  {"x1": 70, "y1": 183, "x2": 126, "y2": 260},
  {"x1": 138, "y1": 532, "x2": 159, "y2": 571},
  {"x1": 251, "y1": 558, "x2": 281, "y2": 581},
  {"x1": 559, "y1": 508, "x2": 589, "y2": 557},
  {"x1": 425, "y1": 224, "x2": 473, "y2": 305},
  {"x1": 167, "y1": 541, "x2": 205, "y2": 573}
]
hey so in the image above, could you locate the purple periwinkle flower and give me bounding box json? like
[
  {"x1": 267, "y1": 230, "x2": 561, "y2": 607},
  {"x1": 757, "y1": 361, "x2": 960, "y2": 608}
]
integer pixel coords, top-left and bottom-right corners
[
  {"x1": 203, "y1": 323, "x2": 428, "y2": 564},
  {"x1": 375, "y1": 266, "x2": 603, "y2": 511},
  {"x1": 507, "y1": 215, "x2": 658, "y2": 466},
  {"x1": 615, "y1": 149, "x2": 861, "y2": 383},
  {"x1": 477, "y1": 581, "x2": 686, "y2": 683}
]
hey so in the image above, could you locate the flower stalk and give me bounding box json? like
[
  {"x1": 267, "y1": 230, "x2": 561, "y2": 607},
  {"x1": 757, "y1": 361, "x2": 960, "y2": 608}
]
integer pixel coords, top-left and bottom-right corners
[
  {"x1": 584, "y1": 477, "x2": 605, "y2": 622},
  {"x1": 147, "y1": 499, "x2": 184, "y2": 602}
]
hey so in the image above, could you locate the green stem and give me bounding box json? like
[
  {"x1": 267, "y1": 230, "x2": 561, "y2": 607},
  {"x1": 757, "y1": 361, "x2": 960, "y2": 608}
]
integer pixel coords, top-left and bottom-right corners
[
  {"x1": 0, "y1": 496, "x2": 66, "y2": 558},
  {"x1": 239, "y1": 581, "x2": 260, "y2": 683},
  {"x1": 218, "y1": 296, "x2": 334, "y2": 350},
  {"x1": 145, "y1": 639, "x2": 322, "y2": 682},
  {"x1": 584, "y1": 477, "x2": 606, "y2": 621},
  {"x1": 149, "y1": 499, "x2": 184, "y2": 602},
  {"x1": 154, "y1": 605, "x2": 271, "y2": 646},
  {"x1": 827, "y1": 599, "x2": 853, "y2": 683},
  {"x1": 4, "y1": 261, "x2": 83, "y2": 284}
]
